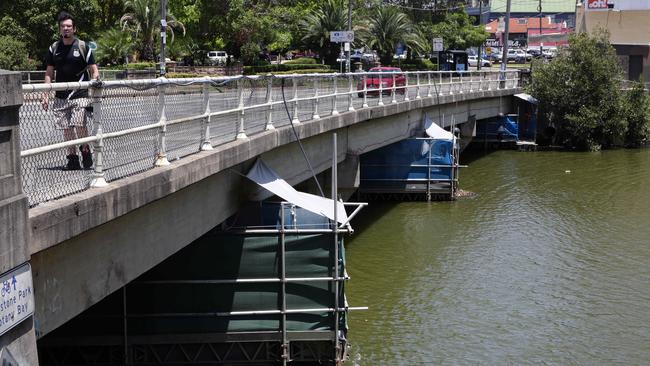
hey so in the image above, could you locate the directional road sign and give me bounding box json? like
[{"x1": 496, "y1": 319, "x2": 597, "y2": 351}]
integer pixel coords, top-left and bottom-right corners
[{"x1": 330, "y1": 31, "x2": 354, "y2": 43}]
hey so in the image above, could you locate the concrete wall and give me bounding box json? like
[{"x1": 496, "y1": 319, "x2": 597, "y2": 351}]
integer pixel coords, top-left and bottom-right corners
[
  {"x1": 28, "y1": 88, "x2": 516, "y2": 338},
  {"x1": 0, "y1": 70, "x2": 38, "y2": 365}
]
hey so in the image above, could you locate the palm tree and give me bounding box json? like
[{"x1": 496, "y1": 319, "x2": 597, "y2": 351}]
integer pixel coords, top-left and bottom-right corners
[
  {"x1": 358, "y1": 6, "x2": 416, "y2": 66},
  {"x1": 96, "y1": 28, "x2": 132, "y2": 66},
  {"x1": 120, "y1": 0, "x2": 185, "y2": 61},
  {"x1": 299, "y1": 0, "x2": 348, "y2": 65}
]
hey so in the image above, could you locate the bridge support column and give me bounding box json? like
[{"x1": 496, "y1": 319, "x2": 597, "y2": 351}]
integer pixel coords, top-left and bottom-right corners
[{"x1": 0, "y1": 70, "x2": 38, "y2": 365}]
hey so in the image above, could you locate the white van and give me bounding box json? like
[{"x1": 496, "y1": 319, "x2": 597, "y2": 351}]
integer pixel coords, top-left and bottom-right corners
[{"x1": 207, "y1": 51, "x2": 228, "y2": 65}]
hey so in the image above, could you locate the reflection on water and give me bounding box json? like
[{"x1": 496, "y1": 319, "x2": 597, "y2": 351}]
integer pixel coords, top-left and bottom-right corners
[{"x1": 346, "y1": 149, "x2": 650, "y2": 365}]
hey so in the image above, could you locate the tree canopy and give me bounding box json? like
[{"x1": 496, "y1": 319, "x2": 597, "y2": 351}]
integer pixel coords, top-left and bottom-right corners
[
  {"x1": 527, "y1": 30, "x2": 649, "y2": 150},
  {"x1": 0, "y1": 0, "x2": 491, "y2": 69}
]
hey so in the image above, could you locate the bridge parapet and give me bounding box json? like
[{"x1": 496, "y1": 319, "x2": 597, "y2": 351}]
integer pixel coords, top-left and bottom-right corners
[{"x1": 20, "y1": 70, "x2": 520, "y2": 207}]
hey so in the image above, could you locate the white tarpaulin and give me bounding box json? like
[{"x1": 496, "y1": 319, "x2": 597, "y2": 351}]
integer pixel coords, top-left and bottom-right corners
[
  {"x1": 246, "y1": 160, "x2": 349, "y2": 225},
  {"x1": 514, "y1": 93, "x2": 538, "y2": 104},
  {"x1": 424, "y1": 116, "x2": 455, "y2": 140}
]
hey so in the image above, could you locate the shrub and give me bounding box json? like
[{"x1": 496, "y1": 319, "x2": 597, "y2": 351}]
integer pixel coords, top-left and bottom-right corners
[
  {"x1": 527, "y1": 29, "x2": 632, "y2": 150},
  {"x1": 284, "y1": 58, "x2": 318, "y2": 65},
  {"x1": 399, "y1": 59, "x2": 437, "y2": 71},
  {"x1": 127, "y1": 62, "x2": 157, "y2": 70},
  {"x1": 0, "y1": 36, "x2": 37, "y2": 71},
  {"x1": 241, "y1": 42, "x2": 261, "y2": 66},
  {"x1": 243, "y1": 63, "x2": 330, "y2": 75}
]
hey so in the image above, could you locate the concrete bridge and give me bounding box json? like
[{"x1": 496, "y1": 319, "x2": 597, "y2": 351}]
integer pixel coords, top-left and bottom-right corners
[{"x1": 0, "y1": 69, "x2": 521, "y2": 364}]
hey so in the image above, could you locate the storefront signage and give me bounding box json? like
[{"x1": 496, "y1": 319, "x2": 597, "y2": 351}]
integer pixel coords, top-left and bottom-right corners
[{"x1": 0, "y1": 264, "x2": 34, "y2": 336}]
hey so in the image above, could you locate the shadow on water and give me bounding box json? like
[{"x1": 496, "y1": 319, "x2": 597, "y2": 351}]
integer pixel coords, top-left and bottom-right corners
[{"x1": 346, "y1": 200, "x2": 400, "y2": 240}]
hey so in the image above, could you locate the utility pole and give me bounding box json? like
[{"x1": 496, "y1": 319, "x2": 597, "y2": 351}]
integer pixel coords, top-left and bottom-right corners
[
  {"x1": 159, "y1": 0, "x2": 167, "y2": 77},
  {"x1": 478, "y1": 0, "x2": 483, "y2": 70},
  {"x1": 500, "y1": 0, "x2": 512, "y2": 72},
  {"x1": 538, "y1": 0, "x2": 543, "y2": 58},
  {"x1": 346, "y1": 0, "x2": 352, "y2": 73}
]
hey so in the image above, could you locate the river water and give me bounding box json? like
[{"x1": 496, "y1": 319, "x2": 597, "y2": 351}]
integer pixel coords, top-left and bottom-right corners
[{"x1": 346, "y1": 149, "x2": 650, "y2": 365}]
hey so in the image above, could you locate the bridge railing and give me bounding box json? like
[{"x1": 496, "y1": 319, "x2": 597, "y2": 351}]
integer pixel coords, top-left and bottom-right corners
[{"x1": 20, "y1": 70, "x2": 520, "y2": 206}]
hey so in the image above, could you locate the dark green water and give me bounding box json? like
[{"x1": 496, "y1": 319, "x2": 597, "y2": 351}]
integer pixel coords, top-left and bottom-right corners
[{"x1": 346, "y1": 149, "x2": 650, "y2": 365}]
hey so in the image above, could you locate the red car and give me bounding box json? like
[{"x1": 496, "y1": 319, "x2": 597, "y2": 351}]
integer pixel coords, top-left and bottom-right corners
[{"x1": 357, "y1": 66, "x2": 406, "y2": 97}]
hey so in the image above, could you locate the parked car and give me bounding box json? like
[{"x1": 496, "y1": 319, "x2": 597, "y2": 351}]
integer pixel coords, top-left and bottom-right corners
[
  {"x1": 357, "y1": 66, "x2": 406, "y2": 97},
  {"x1": 207, "y1": 50, "x2": 228, "y2": 65},
  {"x1": 506, "y1": 49, "x2": 529, "y2": 63},
  {"x1": 468, "y1": 55, "x2": 492, "y2": 67}
]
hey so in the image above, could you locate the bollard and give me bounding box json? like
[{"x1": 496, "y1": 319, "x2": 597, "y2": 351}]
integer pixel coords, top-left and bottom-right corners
[
  {"x1": 89, "y1": 82, "x2": 108, "y2": 187},
  {"x1": 201, "y1": 81, "x2": 214, "y2": 150},
  {"x1": 155, "y1": 81, "x2": 170, "y2": 166}
]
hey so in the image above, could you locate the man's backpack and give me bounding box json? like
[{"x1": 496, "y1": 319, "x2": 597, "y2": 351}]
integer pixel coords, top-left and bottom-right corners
[{"x1": 50, "y1": 39, "x2": 90, "y2": 77}]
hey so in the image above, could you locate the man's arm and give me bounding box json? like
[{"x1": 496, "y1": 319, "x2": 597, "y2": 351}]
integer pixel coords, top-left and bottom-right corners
[
  {"x1": 42, "y1": 65, "x2": 55, "y2": 110},
  {"x1": 89, "y1": 63, "x2": 99, "y2": 80}
]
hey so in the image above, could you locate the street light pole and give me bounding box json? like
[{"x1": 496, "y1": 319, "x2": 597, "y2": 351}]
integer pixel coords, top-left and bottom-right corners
[
  {"x1": 538, "y1": 0, "x2": 543, "y2": 58},
  {"x1": 159, "y1": 0, "x2": 167, "y2": 77},
  {"x1": 500, "y1": 0, "x2": 512, "y2": 72},
  {"x1": 478, "y1": 0, "x2": 483, "y2": 70},
  {"x1": 346, "y1": 0, "x2": 352, "y2": 73}
]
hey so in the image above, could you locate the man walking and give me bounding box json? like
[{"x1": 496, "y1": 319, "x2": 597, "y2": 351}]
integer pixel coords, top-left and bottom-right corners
[{"x1": 43, "y1": 11, "x2": 99, "y2": 170}]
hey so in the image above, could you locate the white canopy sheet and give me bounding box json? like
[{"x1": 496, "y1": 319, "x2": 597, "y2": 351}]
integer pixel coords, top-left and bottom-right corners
[
  {"x1": 246, "y1": 159, "x2": 349, "y2": 225},
  {"x1": 424, "y1": 116, "x2": 455, "y2": 140},
  {"x1": 514, "y1": 93, "x2": 539, "y2": 104}
]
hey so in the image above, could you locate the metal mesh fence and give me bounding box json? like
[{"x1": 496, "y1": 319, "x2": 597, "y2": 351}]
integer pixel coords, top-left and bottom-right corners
[{"x1": 19, "y1": 71, "x2": 520, "y2": 206}]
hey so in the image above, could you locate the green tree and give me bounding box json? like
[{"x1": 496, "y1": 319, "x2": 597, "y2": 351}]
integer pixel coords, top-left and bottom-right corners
[
  {"x1": 0, "y1": 36, "x2": 38, "y2": 70},
  {"x1": 299, "y1": 0, "x2": 349, "y2": 65},
  {"x1": 429, "y1": 8, "x2": 487, "y2": 50},
  {"x1": 527, "y1": 30, "x2": 628, "y2": 150},
  {"x1": 120, "y1": 0, "x2": 185, "y2": 61},
  {"x1": 357, "y1": 5, "x2": 415, "y2": 65},
  {"x1": 95, "y1": 27, "x2": 132, "y2": 66},
  {"x1": 621, "y1": 80, "x2": 650, "y2": 147}
]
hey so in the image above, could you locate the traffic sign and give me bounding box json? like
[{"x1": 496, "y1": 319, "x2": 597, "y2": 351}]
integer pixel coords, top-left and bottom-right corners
[
  {"x1": 432, "y1": 38, "x2": 444, "y2": 52},
  {"x1": 330, "y1": 31, "x2": 354, "y2": 43}
]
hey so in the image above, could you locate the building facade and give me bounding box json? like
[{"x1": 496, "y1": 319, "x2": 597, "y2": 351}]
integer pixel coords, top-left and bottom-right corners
[{"x1": 576, "y1": 0, "x2": 650, "y2": 81}]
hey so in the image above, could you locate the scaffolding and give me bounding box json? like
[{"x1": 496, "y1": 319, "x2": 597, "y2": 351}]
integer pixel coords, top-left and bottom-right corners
[{"x1": 38, "y1": 135, "x2": 367, "y2": 365}]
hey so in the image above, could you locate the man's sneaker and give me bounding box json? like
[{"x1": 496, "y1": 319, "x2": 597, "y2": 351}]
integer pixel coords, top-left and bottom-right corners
[
  {"x1": 64, "y1": 154, "x2": 81, "y2": 171},
  {"x1": 80, "y1": 144, "x2": 93, "y2": 169}
]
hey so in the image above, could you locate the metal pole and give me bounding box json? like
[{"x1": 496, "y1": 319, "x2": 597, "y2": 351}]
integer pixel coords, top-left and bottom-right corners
[
  {"x1": 331, "y1": 133, "x2": 340, "y2": 364},
  {"x1": 123, "y1": 287, "x2": 128, "y2": 365},
  {"x1": 280, "y1": 203, "x2": 289, "y2": 365},
  {"x1": 154, "y1": 83, "x2": 170, "y2": 166},
  {"x1": 500, "y1": 0, "x2": 512, "y2": 87},
  {"x1": 538, "y1": 0, "x2": 543, "y2": 58},
  {"x1": 346, "y1": 0, "x2": 352, "y2": 73},
  {"x1": 89, "y1": 83, "x2": 108, "y2": 187},
  {"x1": 159, "y1": 0, "x2": 167, "y2": 77},
  {"x1": 201, "y1": 82, "x2": 214, "y2": 150},
  {"x1": 478, "y1": 0, "x2": 483, "y2": 71}
]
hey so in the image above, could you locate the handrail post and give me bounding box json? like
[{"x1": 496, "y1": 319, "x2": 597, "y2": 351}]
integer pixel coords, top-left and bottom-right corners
[
  {"x1": 201, "y1": 81, "x2": 214, "y2": 150},
  {"x1": 487, "y1": 70, "x2": 493, "y2": 91},
  {"x1": 292, "y1": 76, "x2": 300, "y2": 124},
  {"x1": 459, "y1": 72, "x2": 464, "y2": 94},
  {"x1": 468, "y1": 71, "x2": 473, "y2": 93},
  {"x1": 348, "y1": 74, "x2": 355, "y2": 111},
  {"x1": 391, "y1": 73, "x2": 397, "y2": 104},
  {"x1": 265, "y1": 76, "x2": 275, "y2": 130},
  {"x1": 362, "y1": 74, "x2": 368, "y2": 108},
  {"x1": 416, "y1": 72, "x2": 421, "y2": 99},
  {"x1": 332, "y1": 75, "x2": 339, "y2": 115},
  {"x1": 236, "y1": 78, "x2": 248, "y2": 139},
  {"x1": 427, "y1": 72, "x2": 432, "y2": 97},
  {"x1": 312, "y1": 77, "x2": 320, "y2": 119},
  {"x1": 439, "y1": 72, "x2": 443, "y2": 96},
  {"x1": 448, "y1": 72, "x2": 454, "y2": 95},
  {"x1": 155, "y1": 81, "x2": 170, "y2": 166},
  {"x1": 403, "y1": 72, "x2": 410, "y2": 101},
  {"x1": 89, "y1": 82, "x2": 108, "y2": 187},
  {"x1": 378, "y1": 73, "x2": 384, "y2": 106}
]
